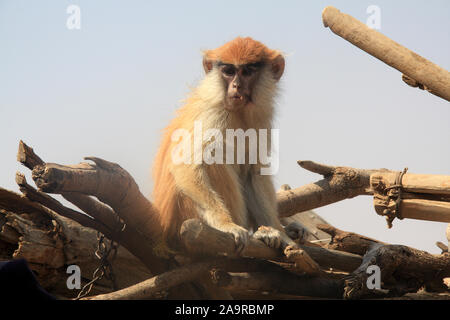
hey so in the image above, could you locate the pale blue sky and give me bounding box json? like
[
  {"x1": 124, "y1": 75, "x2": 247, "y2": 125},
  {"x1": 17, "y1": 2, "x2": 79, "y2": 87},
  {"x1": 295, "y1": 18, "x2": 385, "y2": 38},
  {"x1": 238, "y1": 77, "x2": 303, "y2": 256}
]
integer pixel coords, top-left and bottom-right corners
[{"x1": 1, "y1": 0, "x2": 449, "y2": 253}]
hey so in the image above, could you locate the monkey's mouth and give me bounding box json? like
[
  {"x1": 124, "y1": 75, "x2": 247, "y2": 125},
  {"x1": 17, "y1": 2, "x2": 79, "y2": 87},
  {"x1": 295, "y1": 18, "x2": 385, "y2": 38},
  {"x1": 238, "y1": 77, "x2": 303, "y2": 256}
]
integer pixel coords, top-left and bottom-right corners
[
  {"x1": 231, "y1": 94, "x2": 245, "y2": 101},
  {"x1": 229, "y1": 93, "x2": 251, "y2": 106}
]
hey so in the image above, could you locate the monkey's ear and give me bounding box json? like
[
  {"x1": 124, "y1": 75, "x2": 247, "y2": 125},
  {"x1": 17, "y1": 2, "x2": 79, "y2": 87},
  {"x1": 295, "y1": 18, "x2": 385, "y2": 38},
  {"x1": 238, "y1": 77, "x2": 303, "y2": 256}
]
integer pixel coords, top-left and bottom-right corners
[
  {"x1": 203, "y1": 57, "x2": 214, "y2": 74},
  {"x1": 271, "y1": 55, "x2": 285, "y2": 80}
]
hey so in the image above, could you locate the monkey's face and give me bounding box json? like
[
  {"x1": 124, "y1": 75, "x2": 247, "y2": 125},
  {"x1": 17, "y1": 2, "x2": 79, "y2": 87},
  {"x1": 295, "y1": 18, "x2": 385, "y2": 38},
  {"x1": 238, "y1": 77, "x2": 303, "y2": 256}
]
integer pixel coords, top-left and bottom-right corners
[
  {"x1": 203, "y1": 51, "x2": 285, "y2": 112},
  {"x1": 218, "y1": 63, "x2": 262, "y2": 111}
]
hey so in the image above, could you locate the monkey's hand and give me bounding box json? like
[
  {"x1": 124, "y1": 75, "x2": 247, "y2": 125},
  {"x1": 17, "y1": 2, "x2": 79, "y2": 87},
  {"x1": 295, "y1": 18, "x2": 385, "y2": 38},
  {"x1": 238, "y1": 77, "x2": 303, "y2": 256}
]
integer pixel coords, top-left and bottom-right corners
[
  {"x1": 220, "y1": 223, "x2": 249, "y2": 253},
  {"x1": 253, "y1": 226, "x2": 282, "y2": 249}
]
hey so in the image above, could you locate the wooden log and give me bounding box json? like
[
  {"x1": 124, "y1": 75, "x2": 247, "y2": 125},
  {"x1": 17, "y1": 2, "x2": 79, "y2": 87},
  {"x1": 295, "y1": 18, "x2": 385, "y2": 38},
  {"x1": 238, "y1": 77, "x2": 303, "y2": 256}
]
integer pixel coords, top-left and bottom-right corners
[
  {"x1": 16, "y1": 143, "x2": 169, "y2": 275},
  {"x1": 180, "y1": 219, "x2": 363, "y2": 272},
  {"x1": 371, "y1": 172, "x2": 450, "y2": 224},
  {"x1": 317, "y1": 224, "x2": 385, "y2": 256},
  {"x1": 344, "y1": 244, "x2": 450, "y2": 299},
  {"x1": 277, "y1": 161, "x2": 376, "y2": 218},
  {"x1": 89, "y1": 255, "x2": 345, "y2": 300},
  {"x1": 400, "y1": 199, "x2": 450, "y2": 223},
  {"x1": 283, "y1": 246, "x2": 322, "y2": 275},
  {"x1": 31, "y1": 159, "x2": 162, "y2": 246},
  {"x1": 85, "y1": 261, "x2": 212, "y2": 300},
  {"x1": 18, "y1": 141, "x2": 122, "y2": 236},
  {"x1": 0, "y1": 188, "x2": 152, "y2": 298},
  {"x1": 17, "y1": 140, "x2": 45, "y2": 170},
  {"x1": 371, "y1": 172, "x2": 450, "y2": 196},
  {"x1": 15, "y1": 141, "x2": 223, "y2": 299},
  {"x1": 322, "y1": 6, "x2": 450, "y2": 102},
  {"x1": 278, "y1": 183, "x2": 332, "y2": 242},
  {"x1": 214, "y1": 271, "x2": 343, "y2": 299},
  {"x1": 29, "y1": 159, "x2": 169, "y2": 273}
]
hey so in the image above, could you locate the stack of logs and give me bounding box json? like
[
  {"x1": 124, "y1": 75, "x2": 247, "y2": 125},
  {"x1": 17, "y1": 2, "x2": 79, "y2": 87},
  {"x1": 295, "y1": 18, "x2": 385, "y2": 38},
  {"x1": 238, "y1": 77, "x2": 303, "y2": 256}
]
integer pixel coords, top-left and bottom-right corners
[{"x1": 0, "y1": 141, "x2": 448, "y2": 300}]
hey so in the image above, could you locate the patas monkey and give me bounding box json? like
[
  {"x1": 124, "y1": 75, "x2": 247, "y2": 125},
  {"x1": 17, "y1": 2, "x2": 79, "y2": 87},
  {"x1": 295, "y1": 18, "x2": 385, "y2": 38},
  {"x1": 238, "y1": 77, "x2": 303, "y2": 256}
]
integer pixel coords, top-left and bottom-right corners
[{"x1": 152, "y1": 37, "x2": 295, "y2": 252}]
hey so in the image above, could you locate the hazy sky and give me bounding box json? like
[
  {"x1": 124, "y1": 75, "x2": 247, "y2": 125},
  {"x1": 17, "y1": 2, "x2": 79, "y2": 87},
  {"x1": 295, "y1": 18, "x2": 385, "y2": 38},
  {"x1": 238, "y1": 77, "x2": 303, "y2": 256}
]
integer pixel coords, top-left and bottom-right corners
[{"x1": 1, "y1": 0, "x2": 449, "y2": 253}]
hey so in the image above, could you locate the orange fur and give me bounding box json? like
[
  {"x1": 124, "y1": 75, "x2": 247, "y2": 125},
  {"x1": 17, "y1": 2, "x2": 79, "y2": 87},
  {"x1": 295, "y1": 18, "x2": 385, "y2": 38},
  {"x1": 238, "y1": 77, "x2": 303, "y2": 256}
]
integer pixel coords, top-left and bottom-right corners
[
  {"x1": 152, "y1": 38, "x2": 286, "y2": 247},
  {"x1": 204, "y1": 37, "x2": 281, "y2": 65}
]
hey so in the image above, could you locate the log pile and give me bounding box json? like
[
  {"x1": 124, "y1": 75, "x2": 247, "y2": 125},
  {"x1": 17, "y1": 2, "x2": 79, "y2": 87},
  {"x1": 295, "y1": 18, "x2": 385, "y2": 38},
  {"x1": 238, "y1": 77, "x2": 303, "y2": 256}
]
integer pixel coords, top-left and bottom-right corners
[{"x1": 0, "y1": 141, "x2": 448, "y2": 300}]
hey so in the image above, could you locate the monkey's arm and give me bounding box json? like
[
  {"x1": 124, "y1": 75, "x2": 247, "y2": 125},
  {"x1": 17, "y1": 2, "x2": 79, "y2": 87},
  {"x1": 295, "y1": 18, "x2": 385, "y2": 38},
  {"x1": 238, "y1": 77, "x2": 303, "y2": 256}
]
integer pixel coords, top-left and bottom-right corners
[
  {"x1": 171, "y1": 163, "x2": 250, "y2": 249},
  {"x1": 245, "y1": 173, "x2": 297, "y2": 249}
]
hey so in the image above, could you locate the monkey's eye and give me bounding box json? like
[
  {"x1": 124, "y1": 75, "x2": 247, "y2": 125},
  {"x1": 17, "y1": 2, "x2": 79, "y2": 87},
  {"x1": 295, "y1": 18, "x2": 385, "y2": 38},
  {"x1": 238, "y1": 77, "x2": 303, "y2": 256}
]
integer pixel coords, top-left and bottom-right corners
[
  {"x1": 241, "y1": 67, "x2": 253, "y2": 77},
  {"x1": 222, "y1": 66, "x2": 236, "y2": 76}
]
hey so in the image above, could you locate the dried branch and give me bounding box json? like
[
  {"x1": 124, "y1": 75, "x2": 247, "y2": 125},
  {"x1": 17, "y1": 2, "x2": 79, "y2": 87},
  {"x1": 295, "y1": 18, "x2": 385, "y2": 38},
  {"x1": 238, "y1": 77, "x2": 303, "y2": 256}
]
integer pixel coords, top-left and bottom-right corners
[
  {"x1": 180, "y1": 219, "x2": 362, "y2": 272},
  {"x1": 277, "y1": 161, "x2": 378, "y2": 218},
  {"x1": 0, "y1": 188, "x2": 152, "y2": 297},
  {"x1": 371, "y1": 171, "x2": 450, "y2": 224},
  {"x1": 344, "y1": 244, "x2": 450, "y2": 299},
  {"x1": 15, "y1": 172, "x2": 110, "y2": 236},
  {"x1": 10, "y1": 141, "x2": 450, "y2": 300},
  {"x1": 317, "y1": 224, "x2": 385, "y2": 256},
  {"x1": 322, "y1": 6, "x2": 450, "y2": 102},
  {"x1": 85, "y1": 261, "x2": 213, "y2": 300},
  {"x1": 16, "y1": 141, "x2": 168, "y2": 274},
  {"x1": 213, "y1": 270, "x2": 343, "y2": 299}
]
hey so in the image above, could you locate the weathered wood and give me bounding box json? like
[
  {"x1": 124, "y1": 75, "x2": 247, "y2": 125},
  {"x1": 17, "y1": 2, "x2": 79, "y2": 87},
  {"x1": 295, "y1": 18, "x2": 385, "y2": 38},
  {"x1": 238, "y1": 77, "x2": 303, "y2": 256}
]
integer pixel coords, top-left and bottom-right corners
[
  {"x1": 17, "y1": 142, "x2": 173, "y2": 275},
  {"x1": 214, "y1": 271, "x2": 343, "y2": 299},
  {"x1": 15, "y1": 173, "x2": 110, "y2": 236},
  {"x1": 15, "y1": 141, "x2": 220, "y2": 299},
  {"x1": 278, "y1": 184, "x2": 332, "y2": 242},
  {"x1": 17, "y1": 170, "x2": 168, "y2": 276},
  {"x1": 29, "y1": 161, "x2": 169, "y2": 274},
  {"x1": 344, "y1": 244, "x2": 450, "y2": 299},
  {"x1": 322, "y1": 6, "x2": 450, "y2": 102},
  {"x1": 317, "y1": 224, "x2": 385, "y2": 256},
  {"x1": 436, "y1": 241, "x2": 448, "y2": 253},
  {"x1": 17, "y1": 140, "x2": 121, "y2": 236},
  {"x1": 180, "y1": 219, "x2": 363, "y2": 272},
  {"x1": 88, "y1": 255, "x2": 345, "y2": 300},
  {"x1": 283, "y1": 246, "x2": 322, "y2": 275},
  {"x1": 86, "y1": 261, "x2": 212, "y2": 300},
  {"x1": 0, "y1": 188, "x2": 152, "y2": 298},
  {"x1": 17, "y1": 140, "x2": 45, "y2": 170},
  {"x1": 277, "y1": 161, "x2": 376, "y2": 218},
  {"x1": 371, "y1": 172, "x2": 450, "y2": 196},
  {"x1": 278, "y1": 163, "x2": 450, "y2": 224},
  {"x1": 371, "y1": 172, "x2": 450, "y2": 224},
  {"x1": 10, "y1": 141, "x2": 450, "y2": 300},
  {"x1": 400, "y1": 199, "x2": 450, "y2": 223},
  {"x1": 31, "y1": 159, "x2": 162, "y2": 247}
]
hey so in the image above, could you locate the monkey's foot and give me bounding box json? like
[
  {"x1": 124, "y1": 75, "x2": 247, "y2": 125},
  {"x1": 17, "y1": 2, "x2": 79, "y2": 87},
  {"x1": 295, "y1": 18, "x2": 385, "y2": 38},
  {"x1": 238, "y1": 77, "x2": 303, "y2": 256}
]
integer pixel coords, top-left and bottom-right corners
[
  {"x1": 253, "y1": 226, "x2": 282, "y2": 249},
  {"x1": 284, "y1": 221, "x2": 312, "y2": 241}
]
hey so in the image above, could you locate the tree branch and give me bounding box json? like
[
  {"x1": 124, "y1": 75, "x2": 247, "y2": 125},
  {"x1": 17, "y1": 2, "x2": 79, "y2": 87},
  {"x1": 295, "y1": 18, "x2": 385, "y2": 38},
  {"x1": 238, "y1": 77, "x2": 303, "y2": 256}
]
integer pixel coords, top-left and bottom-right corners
[
  {"x1": 344, "y1": 244, "x2": 450, "y2": 299},
  {"x1": 180, "y1": 219, "x2": 362, "y2": 272},
  {"x1": 277, "y1": 161, "x2": 378, "y2": 218},
  {"x1": 317, "y1": 224, "x2": 386, "y2": 256},
  {"x1": 322, "y1": 6, "x2": 450, "y2": 102},
  {"x1": 17, "y1": 141, "x2": 168, "y2": 275}
]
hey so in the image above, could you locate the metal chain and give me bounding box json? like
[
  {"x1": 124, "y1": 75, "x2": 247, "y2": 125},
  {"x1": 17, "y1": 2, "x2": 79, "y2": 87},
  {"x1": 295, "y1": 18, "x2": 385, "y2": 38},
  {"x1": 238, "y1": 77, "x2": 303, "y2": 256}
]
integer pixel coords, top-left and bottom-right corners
[{"x1": 75, "y1": 215, "x2": 126, "y2": 300}]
